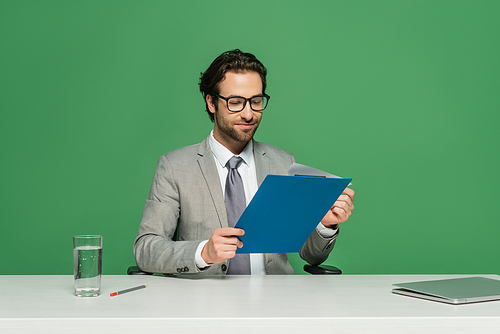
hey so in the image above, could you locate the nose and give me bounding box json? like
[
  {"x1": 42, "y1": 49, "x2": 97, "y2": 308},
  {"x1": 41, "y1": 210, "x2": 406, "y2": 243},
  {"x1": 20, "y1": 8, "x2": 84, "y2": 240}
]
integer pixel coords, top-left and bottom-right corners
[{"x1": 239, "y1": 102, "x2": 253, "y2": 121}]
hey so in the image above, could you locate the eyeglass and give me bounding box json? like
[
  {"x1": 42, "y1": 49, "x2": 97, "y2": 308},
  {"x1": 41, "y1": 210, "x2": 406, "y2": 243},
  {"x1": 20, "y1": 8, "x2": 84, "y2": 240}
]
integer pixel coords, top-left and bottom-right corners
[{"x1": 215, "y1": 94, "x2": 270, "y2": 112}]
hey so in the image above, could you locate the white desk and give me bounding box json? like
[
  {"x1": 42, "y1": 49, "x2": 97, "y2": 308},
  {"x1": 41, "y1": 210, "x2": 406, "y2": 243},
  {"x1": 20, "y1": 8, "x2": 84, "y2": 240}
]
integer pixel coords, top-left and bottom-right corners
[{"x1": 1, "y1": 274, "x2": 499, "y2": 333}]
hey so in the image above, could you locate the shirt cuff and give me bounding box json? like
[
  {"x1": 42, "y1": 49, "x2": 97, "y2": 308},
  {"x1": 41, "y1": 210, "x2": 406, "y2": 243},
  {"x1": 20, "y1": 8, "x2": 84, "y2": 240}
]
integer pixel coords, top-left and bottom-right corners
[
  {"x1": 316, "y1": 222, "x2": 339, "y2": 238},
  {"x1": 195, "y1": 240, "x2": 211, "y2": 269}
]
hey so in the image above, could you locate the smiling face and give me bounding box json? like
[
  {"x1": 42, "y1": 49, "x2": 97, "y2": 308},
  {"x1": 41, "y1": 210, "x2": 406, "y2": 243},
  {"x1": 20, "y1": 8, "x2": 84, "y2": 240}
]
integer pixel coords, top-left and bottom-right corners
[{"x1": 207, "y1": 71, "x2": 264, "y2": 154}]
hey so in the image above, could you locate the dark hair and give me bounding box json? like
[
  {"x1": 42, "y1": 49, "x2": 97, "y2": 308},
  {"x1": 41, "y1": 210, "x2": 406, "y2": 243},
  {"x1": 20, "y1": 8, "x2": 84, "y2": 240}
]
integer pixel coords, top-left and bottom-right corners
[{"x1": 199, "y1": 49, "x2": 267, "y2": 122}]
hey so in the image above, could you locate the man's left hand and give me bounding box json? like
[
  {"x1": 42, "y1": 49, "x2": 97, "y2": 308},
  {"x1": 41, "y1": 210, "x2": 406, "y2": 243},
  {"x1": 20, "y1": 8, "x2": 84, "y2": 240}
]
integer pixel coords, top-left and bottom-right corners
[{"x1": 321, "y1": 187, "x2": 355, "y2": 228}]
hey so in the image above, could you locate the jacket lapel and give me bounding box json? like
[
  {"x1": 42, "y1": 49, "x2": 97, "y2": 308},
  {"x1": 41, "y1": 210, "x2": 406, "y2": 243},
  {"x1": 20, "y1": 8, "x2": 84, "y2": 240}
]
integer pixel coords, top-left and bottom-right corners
[
  {"x1": 197, "y1": 136, "x2": 227, "y2": 228},
  {"x1": 253, "y1": 140, "x2": 270, "y2": 186},
  {"x1": 196, "y1": 138, "x2": 270, "y2": 228}
]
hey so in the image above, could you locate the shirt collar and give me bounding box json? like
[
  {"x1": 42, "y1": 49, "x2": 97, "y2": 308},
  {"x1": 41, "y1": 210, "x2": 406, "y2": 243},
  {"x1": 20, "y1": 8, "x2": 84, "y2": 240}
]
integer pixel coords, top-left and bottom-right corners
[{"x1": 208, "y1": 130, "x2": 254, "y2": 169}]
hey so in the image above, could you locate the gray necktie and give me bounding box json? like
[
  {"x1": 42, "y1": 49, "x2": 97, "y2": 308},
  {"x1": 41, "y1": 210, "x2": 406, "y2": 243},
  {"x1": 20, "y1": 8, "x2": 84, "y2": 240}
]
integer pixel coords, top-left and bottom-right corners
[{"x1": 225, "y1": 156, "x2": 251, "y2": 275}]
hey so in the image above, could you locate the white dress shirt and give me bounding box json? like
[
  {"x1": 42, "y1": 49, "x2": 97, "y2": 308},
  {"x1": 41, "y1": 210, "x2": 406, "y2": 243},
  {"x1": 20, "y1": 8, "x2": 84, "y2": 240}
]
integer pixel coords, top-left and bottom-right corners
[{"x1": 195, "y1": 131, "x2": 337, "y2": 274}]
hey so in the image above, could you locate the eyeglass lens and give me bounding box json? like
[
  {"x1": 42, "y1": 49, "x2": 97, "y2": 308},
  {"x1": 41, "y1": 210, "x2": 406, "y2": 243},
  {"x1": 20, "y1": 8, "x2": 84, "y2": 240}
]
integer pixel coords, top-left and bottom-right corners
[{"x1": 227, "y1": 96, "x2": 268, "y2": 112}]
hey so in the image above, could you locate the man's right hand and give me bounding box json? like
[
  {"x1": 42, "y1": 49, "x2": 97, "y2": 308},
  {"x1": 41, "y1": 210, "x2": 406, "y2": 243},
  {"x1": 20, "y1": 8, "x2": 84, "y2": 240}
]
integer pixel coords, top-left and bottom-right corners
[{"x1": 201, "y1": 228, "x2": 245, "y2": 265}]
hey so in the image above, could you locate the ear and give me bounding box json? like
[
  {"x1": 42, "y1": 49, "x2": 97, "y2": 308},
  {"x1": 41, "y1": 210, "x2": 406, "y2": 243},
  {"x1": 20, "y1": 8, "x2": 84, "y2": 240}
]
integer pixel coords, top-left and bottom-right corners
[{"x1": 206, "y1": 94, "x2": 216, "y2": 115}]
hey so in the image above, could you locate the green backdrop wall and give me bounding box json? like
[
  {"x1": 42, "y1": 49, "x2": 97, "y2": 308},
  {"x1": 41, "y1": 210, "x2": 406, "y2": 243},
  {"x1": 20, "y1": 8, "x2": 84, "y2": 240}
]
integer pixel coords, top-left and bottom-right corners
[{"x1": 1, "y1": 0, "x2": 499, "y2": 275}]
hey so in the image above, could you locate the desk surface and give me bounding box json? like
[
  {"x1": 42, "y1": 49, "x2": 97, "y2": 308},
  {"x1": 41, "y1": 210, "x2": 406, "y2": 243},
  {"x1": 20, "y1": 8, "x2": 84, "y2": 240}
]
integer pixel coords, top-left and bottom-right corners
[{"x1": 1, "y1": 274, "x2": 500, "y2": 333}]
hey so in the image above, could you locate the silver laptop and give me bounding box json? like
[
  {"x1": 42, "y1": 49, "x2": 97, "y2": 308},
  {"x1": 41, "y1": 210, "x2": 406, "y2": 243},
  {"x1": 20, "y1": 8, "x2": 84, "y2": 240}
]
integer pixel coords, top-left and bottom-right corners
[{"x1": 392, "y1": 276, "x2": 500, "y2": 304}]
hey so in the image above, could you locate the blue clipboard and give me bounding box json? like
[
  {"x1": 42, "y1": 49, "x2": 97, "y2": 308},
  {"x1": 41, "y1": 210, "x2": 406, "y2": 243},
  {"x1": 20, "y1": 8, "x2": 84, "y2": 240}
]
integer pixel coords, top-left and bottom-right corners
[{"x1": 235, "y1": 174, "x2": 352, "y2": 254}]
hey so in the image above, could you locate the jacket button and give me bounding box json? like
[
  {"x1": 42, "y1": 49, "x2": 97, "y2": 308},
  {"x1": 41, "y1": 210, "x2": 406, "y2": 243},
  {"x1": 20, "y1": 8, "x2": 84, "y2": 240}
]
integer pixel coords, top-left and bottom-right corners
[{"x1": 221, "y1": 264, "x2": 227, "y2": 272}]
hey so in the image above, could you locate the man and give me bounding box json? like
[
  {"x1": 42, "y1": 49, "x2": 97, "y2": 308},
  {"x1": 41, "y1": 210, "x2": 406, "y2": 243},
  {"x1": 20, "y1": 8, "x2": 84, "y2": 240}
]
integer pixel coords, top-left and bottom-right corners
[{"x1": 133, "y1": 49, "x2": 355, "y2": 275}]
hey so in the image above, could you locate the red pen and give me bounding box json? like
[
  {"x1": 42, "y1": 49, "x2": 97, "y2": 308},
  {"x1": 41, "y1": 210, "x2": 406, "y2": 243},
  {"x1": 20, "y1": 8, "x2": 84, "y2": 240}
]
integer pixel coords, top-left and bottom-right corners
[{"x1": 110, "y1": 285, "x2": 147, "y2": 297}]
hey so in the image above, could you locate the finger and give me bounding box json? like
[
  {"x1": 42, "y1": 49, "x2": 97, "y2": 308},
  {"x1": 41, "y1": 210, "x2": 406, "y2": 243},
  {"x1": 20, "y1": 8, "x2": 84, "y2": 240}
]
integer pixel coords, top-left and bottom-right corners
[
  {"x1": 204, "y1": 241, "x2": 238, "y2": 264},
  {"x1": 217, "y1": 244, "x2": 239, "y2": 252},
  {"x1": 331, "y1": 206, "x2": 350, "y2": 222},
  {"x1": 334, "y1": 195, "x2": 354, "y2": 210},
  {"x1": 336, "y1": 194, "x2": 352, "y2": 205},
  {"x1": 342, "y1": 187, "x2": 355, "y2": 201},
  {"x1": 212, "y1": 236, "x2": 243, "y2": 248},
  {"x1": 225, "y1": 236, "x2": 244, "y2": 246},
  {"x1": 213, "y1": 250, "x2": 237, "y2": 262},
  {"x1": 217, "y1": 228, "x2": 245, "y2": 236},
  {"x1": 217, "y1": 238, "x2": 243, "y2": 251},
  {"x1": 212, "y1": 243, "x2": 238, "y2": 255},
  {"x1": 333, "y1": 197, "x2": 355, "y2": 212}
]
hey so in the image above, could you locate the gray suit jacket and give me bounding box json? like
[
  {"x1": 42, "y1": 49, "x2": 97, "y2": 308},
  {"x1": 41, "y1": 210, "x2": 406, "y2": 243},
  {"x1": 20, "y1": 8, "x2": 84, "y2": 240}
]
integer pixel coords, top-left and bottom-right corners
[{"x1": 133, "y1": 135, "x2": 337, "y2": 275}]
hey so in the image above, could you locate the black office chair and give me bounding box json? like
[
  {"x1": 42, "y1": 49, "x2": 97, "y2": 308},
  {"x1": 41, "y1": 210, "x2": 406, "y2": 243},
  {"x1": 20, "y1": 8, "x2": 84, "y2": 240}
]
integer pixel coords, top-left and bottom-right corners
[
  {"x1": 303, "y1": 264, "x2": 342, "y2": 275},
  {"x1": 127, "y1": 266, "x2": 153, "y2": 275},
  {"x1": 127, "y1": 264, "x2": 341, "y2": 275}
]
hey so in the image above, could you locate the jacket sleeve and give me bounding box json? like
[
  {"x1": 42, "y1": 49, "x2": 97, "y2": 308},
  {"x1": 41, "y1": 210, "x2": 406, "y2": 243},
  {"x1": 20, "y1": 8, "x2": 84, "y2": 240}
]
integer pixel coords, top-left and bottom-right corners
[
  {"x1": 299, "y1": 228, "x2": 338, "y2": 266},
  {"x1": 133, "y1": 155, "x2": 202, "y2": 274}
]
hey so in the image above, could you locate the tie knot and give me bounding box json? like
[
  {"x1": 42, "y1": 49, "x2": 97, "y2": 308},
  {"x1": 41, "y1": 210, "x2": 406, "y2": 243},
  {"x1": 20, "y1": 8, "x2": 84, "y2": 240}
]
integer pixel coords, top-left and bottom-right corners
[{"x1": 226, "y1": 156, "x2": 244, "y2": 170}]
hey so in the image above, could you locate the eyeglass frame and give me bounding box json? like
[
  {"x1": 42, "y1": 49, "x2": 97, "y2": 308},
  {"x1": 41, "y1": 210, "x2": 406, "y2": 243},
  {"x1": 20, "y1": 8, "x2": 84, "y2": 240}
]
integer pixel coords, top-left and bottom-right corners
[{"x1": 214, "y1": 93, "x2": 270, "y2": 112}]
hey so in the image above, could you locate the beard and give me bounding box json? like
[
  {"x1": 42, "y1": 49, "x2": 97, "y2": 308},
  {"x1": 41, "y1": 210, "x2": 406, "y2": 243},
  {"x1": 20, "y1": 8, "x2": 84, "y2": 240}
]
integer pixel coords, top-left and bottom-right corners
[{"x1": 214, "y1": 110, "x2": 260, "y2": 143}]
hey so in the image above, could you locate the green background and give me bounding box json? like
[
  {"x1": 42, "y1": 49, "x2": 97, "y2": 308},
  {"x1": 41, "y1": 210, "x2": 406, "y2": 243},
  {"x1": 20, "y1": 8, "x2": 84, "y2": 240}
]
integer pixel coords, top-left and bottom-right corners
[{"x1": 1, "y1": 0, "x2": 499, "y2": 275}]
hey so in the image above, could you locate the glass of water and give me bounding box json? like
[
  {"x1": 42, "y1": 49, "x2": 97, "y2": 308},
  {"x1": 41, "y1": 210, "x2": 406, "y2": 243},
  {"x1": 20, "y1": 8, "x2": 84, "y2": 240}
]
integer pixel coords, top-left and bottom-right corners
[{"x1": 73, "y1": 235, "x2": 103, "y2": 297}]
